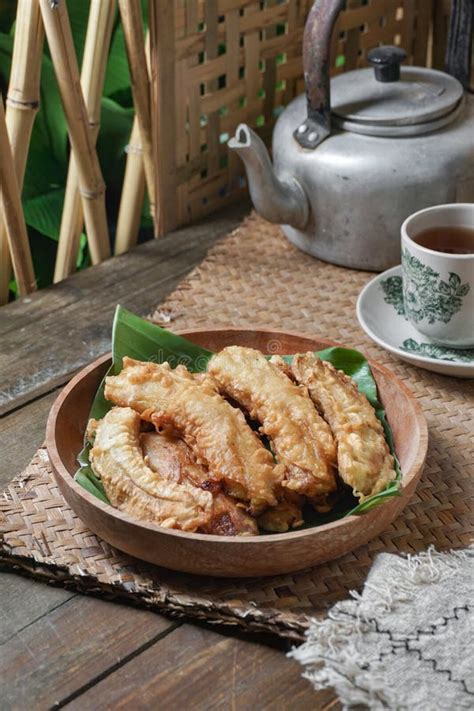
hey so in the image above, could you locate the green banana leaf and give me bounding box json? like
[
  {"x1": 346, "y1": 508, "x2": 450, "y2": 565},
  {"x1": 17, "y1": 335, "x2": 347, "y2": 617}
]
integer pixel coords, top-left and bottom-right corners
[
  {"x1": 97, "y1": 98, "x2": 135, "y2": 201},
  {"x1": 22, "y1": 188, "x2": 66, "y2": 241},
  {"x1": 0, "y1": 31, "x2": 13, "y2": 92},
  {"x1": 0, "y1": 0, "x2": 16, "y2": 33},
  {"x1": 76, "y1": 306, "x2": 401, "y2": 526},
  {"x1": 103, "y1": 23, "x2": 133, "y2": 103}
]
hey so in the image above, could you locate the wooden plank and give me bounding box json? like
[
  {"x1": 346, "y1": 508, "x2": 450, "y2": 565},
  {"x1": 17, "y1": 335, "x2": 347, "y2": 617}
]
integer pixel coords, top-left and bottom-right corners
[
  {"x1": 0, "y1": 389, "x2": 58, "y2": 489},
  {"x1": 0, "y1": 203, "x2": 248, "y2": 416},
  {"x1": 0, "y1": 203, "x2": 246, "y2": 339},
  {"x1": 0, "y1": 593, "x2": 177, "y2": 711},
  {"x1": 0, "y1": 573, "x2": 75, "y2": 645},
  {"x1": 64, "y1": 624, "x2": 336, "y2": 711}
]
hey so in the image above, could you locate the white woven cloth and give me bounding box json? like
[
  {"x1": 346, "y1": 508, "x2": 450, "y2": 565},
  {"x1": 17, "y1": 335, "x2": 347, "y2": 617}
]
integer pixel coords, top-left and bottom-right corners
[{"x1": 290, "y1": 546, "x2": 474, "y2": 710}]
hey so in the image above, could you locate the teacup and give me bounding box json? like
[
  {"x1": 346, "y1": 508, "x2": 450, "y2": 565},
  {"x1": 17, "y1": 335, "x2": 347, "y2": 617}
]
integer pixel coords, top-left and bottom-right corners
[{"x1": 401, "y1": 203, "x2": 474, "y2": 348}]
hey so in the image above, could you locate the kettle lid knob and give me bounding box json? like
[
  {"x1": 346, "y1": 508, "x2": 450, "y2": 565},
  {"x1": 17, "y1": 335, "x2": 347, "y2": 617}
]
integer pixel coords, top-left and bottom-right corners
[{"x1": 367, "y1": 45, "x2": 407, "y2": 82}]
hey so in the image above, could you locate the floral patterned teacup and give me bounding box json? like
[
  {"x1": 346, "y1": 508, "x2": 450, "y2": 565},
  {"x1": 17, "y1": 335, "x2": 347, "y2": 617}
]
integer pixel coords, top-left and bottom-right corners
[{"x1": 401, "y1": 204, "x2": 474, "y2": 348}]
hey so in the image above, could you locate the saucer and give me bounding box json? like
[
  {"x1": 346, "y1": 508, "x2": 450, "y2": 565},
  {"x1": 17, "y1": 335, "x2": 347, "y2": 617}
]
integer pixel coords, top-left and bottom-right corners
[{"x1": 357, "y1": 265, "x2": 474, "y2": 378}]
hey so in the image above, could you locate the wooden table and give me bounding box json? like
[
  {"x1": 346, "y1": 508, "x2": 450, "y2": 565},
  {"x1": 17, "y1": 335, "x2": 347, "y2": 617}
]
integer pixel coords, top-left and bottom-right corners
[{"x1": 0, "y1": 205, "x2": 335, "y2": 710}]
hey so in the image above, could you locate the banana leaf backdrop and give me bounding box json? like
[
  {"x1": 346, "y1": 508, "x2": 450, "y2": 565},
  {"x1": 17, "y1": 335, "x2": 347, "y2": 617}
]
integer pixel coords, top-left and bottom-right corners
[{"x1": 0, "y1": 0, "x2": 151, "y2": 296}]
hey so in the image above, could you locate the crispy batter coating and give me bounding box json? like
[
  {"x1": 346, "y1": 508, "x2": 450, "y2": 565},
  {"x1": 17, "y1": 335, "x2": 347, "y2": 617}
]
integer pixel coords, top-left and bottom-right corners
[
  {"x1": 141, "y1": 432, "x2": 258, "y2": 536},
  {"x1": 89, "y1": 407, "x2": 212, "y2": 531},
  {"x1": 257, "y1": 490, "x2": 304, "y2": 533},
  {"x1": 105, "y1": 358, "x2": 279, "y2": 514},
  {"x1": 208, "y1": 346, "x2": 337, "y2": 498},
  {"x1": 291, "y1": 353, "x2": 397, "y2": 499},
  {"x1": 140, "y1": 430, "x2": 214, "y2": 488}
]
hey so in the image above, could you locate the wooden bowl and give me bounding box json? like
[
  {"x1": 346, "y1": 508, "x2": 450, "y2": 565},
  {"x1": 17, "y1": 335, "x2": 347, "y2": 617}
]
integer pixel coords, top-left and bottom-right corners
[{"x1": 46, "y1": 328, "x2": 428, "y2": 577}]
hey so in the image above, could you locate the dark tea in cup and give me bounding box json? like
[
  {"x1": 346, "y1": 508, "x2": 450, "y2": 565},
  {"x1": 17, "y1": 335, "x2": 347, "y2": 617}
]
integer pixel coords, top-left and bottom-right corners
[
  {"x1": 413, "y1": 226, "x2": 474, "y2": 255},
  {"x1": 401, "y1": 203, "x2": 474, "y2": 348}
]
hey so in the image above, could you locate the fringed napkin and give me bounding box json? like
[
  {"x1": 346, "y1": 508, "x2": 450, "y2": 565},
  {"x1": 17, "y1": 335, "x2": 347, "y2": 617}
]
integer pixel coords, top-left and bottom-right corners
[{"x1": 290, "y1": 546, "x2": 474, "y2": 710}]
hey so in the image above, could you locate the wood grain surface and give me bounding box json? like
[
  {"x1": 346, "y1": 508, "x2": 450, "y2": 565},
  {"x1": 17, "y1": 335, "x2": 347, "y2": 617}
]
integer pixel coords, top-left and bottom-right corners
[
  {"x1": 0, "y1": 204, "x2": 328, "y2": 710},
  {"x1": 1, "y1": 592, "x2": 175, "y2": 710},
  {"x1": 1, "y1": 390, "x2": 58, "y2": 488},
  {"x1": 0, "y1": 203, "x2": 248, "y2": 416},
  {"x1": 64, "y1": 624, "x2": 331, "y2": 711}
]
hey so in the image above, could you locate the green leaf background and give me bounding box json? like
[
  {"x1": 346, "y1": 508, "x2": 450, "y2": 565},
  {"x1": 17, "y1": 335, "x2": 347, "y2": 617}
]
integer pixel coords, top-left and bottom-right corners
[
  {"x1": 0, "y1": 1, "x2": 150, "y2": 298},
  {"x1": 76, "y1": 307, "x2": 402, "y2": 529}
]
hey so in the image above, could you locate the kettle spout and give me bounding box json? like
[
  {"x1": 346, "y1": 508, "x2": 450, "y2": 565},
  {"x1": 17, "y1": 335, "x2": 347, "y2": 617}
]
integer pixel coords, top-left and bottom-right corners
[{"x1": 228, "y1": 124, "x2": 309, "y2": 230}]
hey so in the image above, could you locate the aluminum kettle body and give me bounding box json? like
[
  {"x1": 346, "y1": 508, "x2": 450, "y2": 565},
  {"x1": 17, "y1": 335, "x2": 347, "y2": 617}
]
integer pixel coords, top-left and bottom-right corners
[{"x1": 270, "y1": 93, "x2": 474, "y2": 271}]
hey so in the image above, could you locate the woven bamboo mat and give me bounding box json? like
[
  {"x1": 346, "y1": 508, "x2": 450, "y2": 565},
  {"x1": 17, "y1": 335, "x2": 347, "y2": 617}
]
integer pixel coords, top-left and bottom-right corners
[{"x1": 1, "y1": 214, "x2": 473, "y2": 640}]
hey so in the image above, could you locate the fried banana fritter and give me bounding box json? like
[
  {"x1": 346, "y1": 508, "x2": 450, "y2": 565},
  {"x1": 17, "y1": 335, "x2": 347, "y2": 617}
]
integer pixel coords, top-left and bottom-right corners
[
  {"x1": 208, "y1": 346, "x2": 337, "y2": 498},
  {"x1": 89, "y1": 407, "x2": 212, "y2": 531},
  {"x1": 105, "y1": 358, "x2": 279, "y2": 514},
  {"x1": 141, "y1": 431, "x2": 258, "y2": 536},
  {"x1": 140, "y1": 430, "x2": 216, "y2": 489},
  {"x1": 291, "y1": 353, "x2": 397, "y2": 500},
  {"x1": 257, "y1": 490, "x2": 304, "y2": 533}
]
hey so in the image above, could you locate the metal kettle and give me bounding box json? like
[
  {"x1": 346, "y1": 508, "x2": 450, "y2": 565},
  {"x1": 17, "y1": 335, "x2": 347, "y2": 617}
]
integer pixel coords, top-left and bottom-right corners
[{"x1": 229, "y1": 0, "x2": 474, "y2": 271}]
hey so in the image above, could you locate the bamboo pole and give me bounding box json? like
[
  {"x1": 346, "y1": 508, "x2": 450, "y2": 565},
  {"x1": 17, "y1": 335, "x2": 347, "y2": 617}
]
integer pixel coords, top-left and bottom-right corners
[
  {"x1": 114, "y1": 115, "x2": 146, "y2": 255},
  {"x1": 149, "y1": 1, "x2": 177, "y2": 236},
  {"x1": 114, "y1": 29, "x2": 150, "y2": 255},
  {"x1": 39, "y1": 0, "x2": 110, "y2": 266},
  {"x1": 0, "y1": 0, "x2": 43, "y2": 304},
  {"x1": 118, "y1": 1, "x2": 156, "y2": 232},
  {"x1": 54, "y1": 0, "x2": 116, "y2": 282},
  {"x1": 0, "y1": 99, "x2": 36, "y2": 296}
]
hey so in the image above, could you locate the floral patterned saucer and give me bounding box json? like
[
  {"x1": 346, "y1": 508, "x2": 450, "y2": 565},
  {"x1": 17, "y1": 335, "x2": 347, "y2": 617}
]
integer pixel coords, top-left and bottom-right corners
[{"x1": 357, "y1": 266, "x2": 474, "y2": 378}]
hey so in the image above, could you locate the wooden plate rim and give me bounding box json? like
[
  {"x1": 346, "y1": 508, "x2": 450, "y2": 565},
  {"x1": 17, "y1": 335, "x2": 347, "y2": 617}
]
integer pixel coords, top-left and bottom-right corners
[{"x1": 46, "y1": 328, "x2": 428, "y2": 544}]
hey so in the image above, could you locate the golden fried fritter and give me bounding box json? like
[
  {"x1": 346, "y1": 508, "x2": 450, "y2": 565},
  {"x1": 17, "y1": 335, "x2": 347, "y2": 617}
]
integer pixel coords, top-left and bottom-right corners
[
  {"x1": 257, "y1": 490, "x2": 304, "y2": 533},
  {"x1": 89, "y1": 407, "x2": 212, "y2": 531},
  {"x1": 291, "y1": 353, "x2": 397, "y2": 499},
  {"x1": 141, "y1": 431, "x2": 258, "y2": 536},
  {"x1": 105, "y1": 358, "x2": 279, "y2": 514},
  {"x1": 140, "y1": 430, "x2": 217, "y2": 489},
  {"x1": 208, "y1": 346, "x2": 337, "y2": 498}
]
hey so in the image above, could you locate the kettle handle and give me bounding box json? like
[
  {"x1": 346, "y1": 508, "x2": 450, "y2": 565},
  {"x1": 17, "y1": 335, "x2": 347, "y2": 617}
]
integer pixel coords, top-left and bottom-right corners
[
  {"x1": 294, "y1": 0, "x2": 345, "y2": 150},
  {"x1": 445, "y1": 0, "x2": 473, "y2": 91}
]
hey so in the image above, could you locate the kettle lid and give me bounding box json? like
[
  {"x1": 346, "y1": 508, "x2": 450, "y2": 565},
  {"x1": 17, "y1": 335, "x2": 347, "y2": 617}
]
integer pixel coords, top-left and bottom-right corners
[{"x1": 331, "y1": 48, "x2": 463, "y2": 136}]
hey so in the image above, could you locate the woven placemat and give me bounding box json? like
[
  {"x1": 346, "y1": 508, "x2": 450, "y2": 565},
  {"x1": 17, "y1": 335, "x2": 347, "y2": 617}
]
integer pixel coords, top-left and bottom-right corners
[{"x1": 1, "y1": 214, "x2": 473, "y2": 640}]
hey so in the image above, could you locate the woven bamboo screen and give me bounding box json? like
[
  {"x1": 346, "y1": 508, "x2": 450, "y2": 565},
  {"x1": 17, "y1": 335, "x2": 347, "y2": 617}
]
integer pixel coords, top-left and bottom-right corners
[{"x1": 159, "y1": 0, "x2": 434, "y2": 233}]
